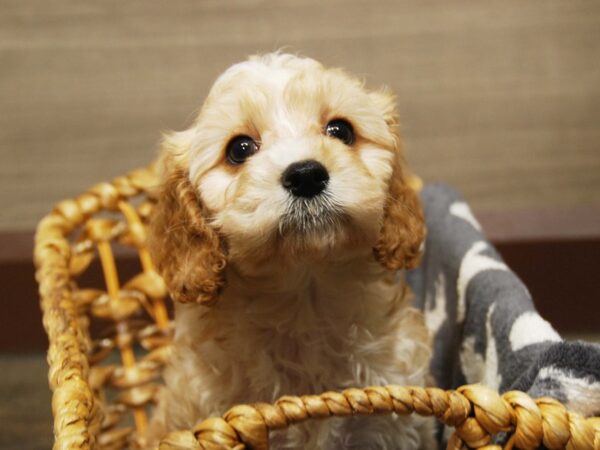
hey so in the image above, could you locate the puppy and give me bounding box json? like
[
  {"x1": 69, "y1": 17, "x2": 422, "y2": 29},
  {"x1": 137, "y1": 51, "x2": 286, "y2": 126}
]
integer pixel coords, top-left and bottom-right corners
[{"x1": 147, "y1": 53, "x2": 432, "y2": 449}]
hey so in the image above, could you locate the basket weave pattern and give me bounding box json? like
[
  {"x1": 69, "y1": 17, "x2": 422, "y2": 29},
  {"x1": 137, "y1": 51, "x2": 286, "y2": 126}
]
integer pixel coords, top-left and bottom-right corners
[{"x1": 34, "y1": 166, "x2": 600, "y2": 450}]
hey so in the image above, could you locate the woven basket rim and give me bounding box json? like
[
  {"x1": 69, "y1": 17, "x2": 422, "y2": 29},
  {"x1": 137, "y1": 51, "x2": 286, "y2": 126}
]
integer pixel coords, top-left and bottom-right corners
[{"x1": 34, "y1": 165, "x2": 600, "y2": 450}]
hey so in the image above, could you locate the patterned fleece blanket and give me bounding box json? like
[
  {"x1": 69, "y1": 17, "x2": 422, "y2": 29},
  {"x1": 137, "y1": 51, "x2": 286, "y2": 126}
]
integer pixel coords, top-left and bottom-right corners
[{"x1": 407, "y1": 184, "x2": 600, "y2": 442}]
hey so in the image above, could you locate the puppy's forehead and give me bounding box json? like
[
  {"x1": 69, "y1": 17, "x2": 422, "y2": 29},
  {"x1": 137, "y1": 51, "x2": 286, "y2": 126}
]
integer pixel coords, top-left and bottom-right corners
[
  {"x1": 205, "y1": 55, "x2": 370, "y2": 127},
  {"x1": 210, "y1": 54, "x2": 323, "y2": 96}
]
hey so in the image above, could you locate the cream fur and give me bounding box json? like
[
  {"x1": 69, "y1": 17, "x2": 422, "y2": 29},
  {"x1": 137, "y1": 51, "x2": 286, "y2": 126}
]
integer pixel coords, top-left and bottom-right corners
[{"x1": 147, "y1": 52, "x2": 433, "y2": 449}]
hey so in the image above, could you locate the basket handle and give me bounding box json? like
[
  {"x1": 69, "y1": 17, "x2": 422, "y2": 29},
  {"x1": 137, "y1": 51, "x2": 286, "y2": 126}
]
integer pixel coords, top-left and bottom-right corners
[{"x1": 158, "y1": 383, "x2": 600, "y2": 450}]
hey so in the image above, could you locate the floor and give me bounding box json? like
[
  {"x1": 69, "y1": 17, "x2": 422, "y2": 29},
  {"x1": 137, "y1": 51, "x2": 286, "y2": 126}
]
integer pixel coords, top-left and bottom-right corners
[{"x1": 0, "y1": 354, "x2": 53, "y2": 450}]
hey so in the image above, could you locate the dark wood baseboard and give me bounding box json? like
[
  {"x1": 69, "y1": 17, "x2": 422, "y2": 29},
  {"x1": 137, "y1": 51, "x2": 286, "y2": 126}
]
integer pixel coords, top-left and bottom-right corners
[
  {"x1": 2, "y1": 231, "x2": 599, "y2": 351},
  {"x1": 496, "y1": 239, "x2": 600, "y2": 333}
]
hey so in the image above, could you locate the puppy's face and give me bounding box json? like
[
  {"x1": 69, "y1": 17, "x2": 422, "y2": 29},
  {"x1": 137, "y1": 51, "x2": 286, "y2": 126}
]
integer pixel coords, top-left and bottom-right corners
[
  {"x1": 150, "y1": 53, "x2": 424, "y2": 304},
  {"x1": 182, "y1": 55, "x2": 398, "y2": 263}
]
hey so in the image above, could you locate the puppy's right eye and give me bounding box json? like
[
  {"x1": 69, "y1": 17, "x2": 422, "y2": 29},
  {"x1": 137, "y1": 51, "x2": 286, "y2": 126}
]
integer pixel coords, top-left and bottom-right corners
[{"x1": 226, "y1": 135, "x2": 259, "y2": 165}]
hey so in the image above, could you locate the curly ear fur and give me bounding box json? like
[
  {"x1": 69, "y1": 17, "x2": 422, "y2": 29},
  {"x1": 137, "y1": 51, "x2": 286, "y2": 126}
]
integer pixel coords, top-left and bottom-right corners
[
  {"x1": 148, "y1": 156, "x2": 226, "y2": 306},
  {"x1": 373, "y1": 155, "x2": 426, "y2": 271},
  {"x1": 372, "y1": 92, "x2": 426, "y2": 271}
]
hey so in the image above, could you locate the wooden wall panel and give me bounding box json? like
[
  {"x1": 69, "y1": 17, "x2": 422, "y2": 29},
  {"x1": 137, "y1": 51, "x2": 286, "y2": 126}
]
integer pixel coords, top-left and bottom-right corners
[{"x1": 1, "y1": 0, "x2": 600, "y2": 231}]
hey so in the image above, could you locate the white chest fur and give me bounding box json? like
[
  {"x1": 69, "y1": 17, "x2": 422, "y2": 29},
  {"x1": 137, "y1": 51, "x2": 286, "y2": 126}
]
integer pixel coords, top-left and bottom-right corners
[{"x1": 157, "y1": 259, "x2": 432, "y2": 449}]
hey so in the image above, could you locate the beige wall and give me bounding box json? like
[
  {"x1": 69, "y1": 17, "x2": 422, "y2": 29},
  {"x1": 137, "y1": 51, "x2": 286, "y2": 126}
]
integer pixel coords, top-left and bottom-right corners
[{"x1": 2, "y1": 0, "x2": 599, "y2": 231}]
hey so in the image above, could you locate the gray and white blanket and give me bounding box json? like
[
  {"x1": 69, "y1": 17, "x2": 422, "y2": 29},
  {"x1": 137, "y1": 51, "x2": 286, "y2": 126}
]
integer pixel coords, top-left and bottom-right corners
[{"x1": 408, "y1": 184, "x2": 600, "y2": 432}]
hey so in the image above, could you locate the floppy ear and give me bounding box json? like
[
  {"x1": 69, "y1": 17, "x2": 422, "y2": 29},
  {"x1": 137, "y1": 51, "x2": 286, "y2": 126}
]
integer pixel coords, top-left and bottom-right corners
[
  {"x1": 147, "y1": 154, "x2": 227, "y2": 306},
  {"x1": 371, "y1": 92, "x2": 426, "y2": 271},
  {"x1": 373, "y1": 154, "x2": 426, "y2": 270}
]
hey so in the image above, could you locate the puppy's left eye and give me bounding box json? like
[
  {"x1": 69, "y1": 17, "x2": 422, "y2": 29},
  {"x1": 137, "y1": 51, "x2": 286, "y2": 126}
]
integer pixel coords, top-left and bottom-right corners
[
  {"x1": 325, "y1": 119, "x2": 355, "y2": 146},
  {"x1": 226, "y1": 135, "x2": 259, "y2": 165}
]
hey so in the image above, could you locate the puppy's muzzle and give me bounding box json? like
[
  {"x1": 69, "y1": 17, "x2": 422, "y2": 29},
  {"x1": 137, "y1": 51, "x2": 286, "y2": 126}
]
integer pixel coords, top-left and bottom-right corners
[{"x1": 281, "y1": 159, "x2": 329, "y2": 198}]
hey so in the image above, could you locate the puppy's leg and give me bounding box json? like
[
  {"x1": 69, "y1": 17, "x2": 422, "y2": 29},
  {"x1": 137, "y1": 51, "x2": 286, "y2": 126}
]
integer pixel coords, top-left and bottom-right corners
[{"x1": 140, "y1": 386, "x2": 168, "y2": 449}]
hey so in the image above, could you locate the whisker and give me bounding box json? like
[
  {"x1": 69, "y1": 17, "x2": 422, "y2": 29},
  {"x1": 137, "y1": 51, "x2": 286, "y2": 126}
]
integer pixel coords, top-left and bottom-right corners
[{"x1": 279, "y1": 192, "x2": 345, "y2": 235}]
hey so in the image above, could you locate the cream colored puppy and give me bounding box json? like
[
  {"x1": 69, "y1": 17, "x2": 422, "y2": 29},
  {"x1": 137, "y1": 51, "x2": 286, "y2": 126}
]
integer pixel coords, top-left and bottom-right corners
[{"x1": 147, "y1": 52, "x2": 432, "y2": 449}]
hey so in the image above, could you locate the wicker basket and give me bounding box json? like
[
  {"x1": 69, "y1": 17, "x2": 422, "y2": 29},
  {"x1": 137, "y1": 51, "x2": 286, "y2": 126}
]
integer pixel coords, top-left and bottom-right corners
[{"x1": 34, "y1": 166, "x2": 600, "y2": 450}]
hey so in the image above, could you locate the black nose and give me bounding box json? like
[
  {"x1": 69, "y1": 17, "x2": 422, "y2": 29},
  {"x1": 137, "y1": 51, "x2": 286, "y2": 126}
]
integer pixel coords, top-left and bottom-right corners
[{"x1": 281, "y1": 159, "x2": 329, "y2": 198}]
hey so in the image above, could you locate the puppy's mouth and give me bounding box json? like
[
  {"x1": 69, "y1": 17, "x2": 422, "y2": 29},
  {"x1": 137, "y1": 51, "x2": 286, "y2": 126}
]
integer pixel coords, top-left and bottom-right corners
[{"x1": 278, "y1": 194, "x2": 345, "y2": 235}]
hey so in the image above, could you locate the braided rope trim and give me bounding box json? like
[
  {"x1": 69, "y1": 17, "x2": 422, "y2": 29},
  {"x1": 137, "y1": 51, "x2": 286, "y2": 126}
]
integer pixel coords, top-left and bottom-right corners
[
  {"x1": 160, "y1": 384, "x2": 600, "y2": 450},
  {"x1": 35, "y1": 166, "x2": 158, "y2": 450}
]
